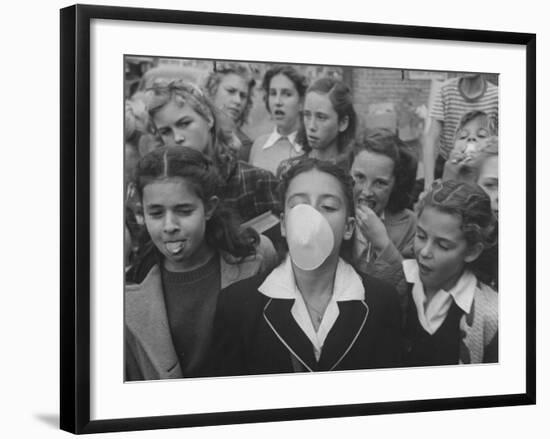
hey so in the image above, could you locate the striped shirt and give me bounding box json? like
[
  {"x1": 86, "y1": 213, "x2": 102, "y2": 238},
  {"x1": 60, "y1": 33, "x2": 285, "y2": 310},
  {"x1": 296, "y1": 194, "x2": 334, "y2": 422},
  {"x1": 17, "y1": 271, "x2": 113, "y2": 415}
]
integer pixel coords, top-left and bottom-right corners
[{"x1": 430, "y1": 77, "x2": 499, "y2": 159}]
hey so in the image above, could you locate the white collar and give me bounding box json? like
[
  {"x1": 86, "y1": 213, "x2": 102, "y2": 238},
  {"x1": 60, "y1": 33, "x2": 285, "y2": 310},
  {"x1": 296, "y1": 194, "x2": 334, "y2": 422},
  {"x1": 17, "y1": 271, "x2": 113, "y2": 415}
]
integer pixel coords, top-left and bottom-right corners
[
  {"x1": 262, "y1": 128, "x2": 302, "y2": 153},
  {"x1": 260, "y1": 255, "x2": 365, "y2": 301},
  {"x1": 403, "y1": 259, "x2": 476, "y2": 334},
  {"x1": 260, "y1": 256, "x2": 364, "y2": 359}
]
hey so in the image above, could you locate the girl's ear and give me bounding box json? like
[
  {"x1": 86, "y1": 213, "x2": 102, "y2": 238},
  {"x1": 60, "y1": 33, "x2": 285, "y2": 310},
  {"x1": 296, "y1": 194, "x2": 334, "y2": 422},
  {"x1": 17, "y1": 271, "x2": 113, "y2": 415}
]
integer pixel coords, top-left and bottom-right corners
[
  {"x1": 464, "y1": 242, "x2": 484, "y2": 263},
  {"x1": 343, "y1": 216, "x2": 355, "y2": 241},
  {"x1": 280, "y1": 212, "x2": 286, "y2": 238},
  {"x1": 338, "y1": 115, "x2": 350, "y2": 133},
  {"x1": 204, "y1": 196, "x2": 219, "y2": 220}
]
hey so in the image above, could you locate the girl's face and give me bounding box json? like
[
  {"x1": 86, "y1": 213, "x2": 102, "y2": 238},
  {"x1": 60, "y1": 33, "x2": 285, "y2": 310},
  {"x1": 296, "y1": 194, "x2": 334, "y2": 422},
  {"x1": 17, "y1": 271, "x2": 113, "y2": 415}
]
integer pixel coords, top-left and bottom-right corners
[
  {"x1": 414, "y1": 206, "x2": 480, "y2": 294},
  {"x1": 142, "y1": 177, "x2": 216, "y2": 272},
  {"x1": 268, "y1": 73, "x2": 302, "y2": 133},
  {"x1": 213, "y1": 73, "x2": 249, "y2": 123},
  {"x1": 350, "y1": 150, "x2": 395, "y2": 216},
  {"x1": 153, "y1": 99, "x2": 212, "y2": 152},
  {"x1": 303, "y1": 91, "x2": 348, "y2": 152},
  {"x1": 454, "y1": 116, "x2": 491, "y2": 154},
  {"x1": 478, "y1": 155, "x2": 499, "y2": 217},
  {"x1": 281, "y1": 169, "x2": 354, "y2": 260}
]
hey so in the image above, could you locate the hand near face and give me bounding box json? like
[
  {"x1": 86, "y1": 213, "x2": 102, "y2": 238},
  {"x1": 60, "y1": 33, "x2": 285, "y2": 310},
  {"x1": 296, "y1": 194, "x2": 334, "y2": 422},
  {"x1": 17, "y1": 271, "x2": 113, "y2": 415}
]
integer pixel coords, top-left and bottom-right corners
[{"x1": 355, "y1": 203, "x2": 390, "y2": 254}]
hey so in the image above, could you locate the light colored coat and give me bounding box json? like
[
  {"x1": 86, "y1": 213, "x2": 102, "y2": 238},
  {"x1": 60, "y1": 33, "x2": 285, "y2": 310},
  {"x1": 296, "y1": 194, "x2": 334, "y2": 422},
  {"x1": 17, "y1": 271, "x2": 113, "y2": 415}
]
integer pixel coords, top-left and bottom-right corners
[{"x1": 125, "y1": 237, "x2": 278, "y2": 381}]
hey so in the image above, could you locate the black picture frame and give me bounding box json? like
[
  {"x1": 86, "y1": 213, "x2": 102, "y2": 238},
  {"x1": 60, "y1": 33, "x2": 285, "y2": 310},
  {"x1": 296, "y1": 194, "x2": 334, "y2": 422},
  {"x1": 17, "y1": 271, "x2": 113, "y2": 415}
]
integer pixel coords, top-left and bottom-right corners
[{"x1": 60, "y1": 3, "x2": 536, "y2": 434}]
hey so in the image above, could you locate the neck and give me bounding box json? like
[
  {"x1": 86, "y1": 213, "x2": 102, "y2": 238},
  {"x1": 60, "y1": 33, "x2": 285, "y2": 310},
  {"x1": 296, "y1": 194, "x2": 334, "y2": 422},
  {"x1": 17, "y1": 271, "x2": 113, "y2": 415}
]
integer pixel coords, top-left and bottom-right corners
[
  {"x1": 424, "y1": 268, "x2": 465, "y2": 304},
  {"x1": 277, "y1": 120, "x2": 299, "y2": 137},
  {"x1": 164, "y1": 243, "x2": 215, "y2": 273},
  {"x1": 460, "y1": 75, "x2": 484, "y2": 99},
  {"x1": 292, "y1": 253, "x2": 339, "y2": 302},
  {"x1": 309, "y1": 141, "x2": 339, "y2": 161}
]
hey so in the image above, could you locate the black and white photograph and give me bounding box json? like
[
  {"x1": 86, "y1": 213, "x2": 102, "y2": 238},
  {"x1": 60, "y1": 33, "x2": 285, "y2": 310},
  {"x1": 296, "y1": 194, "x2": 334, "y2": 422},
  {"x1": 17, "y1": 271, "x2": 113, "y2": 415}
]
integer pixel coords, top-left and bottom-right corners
[
  {"x1": 123, "y1": 56, "x2": 500, "y2": 380},
  {"x1": 56, "y1": 3, "x2": 536, "y2": 434}
]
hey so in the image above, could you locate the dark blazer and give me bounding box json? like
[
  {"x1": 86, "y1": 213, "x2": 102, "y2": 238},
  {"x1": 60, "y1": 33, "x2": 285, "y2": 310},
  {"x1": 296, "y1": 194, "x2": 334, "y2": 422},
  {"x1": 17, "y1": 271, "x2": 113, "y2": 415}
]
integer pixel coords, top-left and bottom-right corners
[{"x1": 209, "y1": 272, "x2": 403, "y2": 377}]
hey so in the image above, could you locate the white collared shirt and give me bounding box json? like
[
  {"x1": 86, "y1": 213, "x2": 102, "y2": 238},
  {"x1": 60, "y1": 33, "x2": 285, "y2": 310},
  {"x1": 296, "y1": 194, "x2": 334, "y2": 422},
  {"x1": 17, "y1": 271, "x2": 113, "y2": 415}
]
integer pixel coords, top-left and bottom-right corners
[
  {"x1": 259, "y1": 256, "x2": 365, "y2": 360},
  {"x1": 402, "y1": 259, "x2": 476, "y2": 335},
  {"x1": 262, "y1": 128, "x2": 302, "y2": 153}
]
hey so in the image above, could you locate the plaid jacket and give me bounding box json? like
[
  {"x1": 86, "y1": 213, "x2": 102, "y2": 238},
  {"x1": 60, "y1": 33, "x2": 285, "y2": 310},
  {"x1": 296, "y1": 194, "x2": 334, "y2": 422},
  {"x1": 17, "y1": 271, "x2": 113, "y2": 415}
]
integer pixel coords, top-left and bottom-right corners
[{"x1": 220, "y1": 158, "x2": 281, "y2": 223}]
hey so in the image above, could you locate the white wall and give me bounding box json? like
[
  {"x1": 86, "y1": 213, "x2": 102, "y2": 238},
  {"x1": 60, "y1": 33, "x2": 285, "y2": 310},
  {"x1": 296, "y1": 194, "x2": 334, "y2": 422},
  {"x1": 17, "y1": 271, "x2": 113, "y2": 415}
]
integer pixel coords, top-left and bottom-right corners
[{"x1": 0, "y1": 0, "x2": 546, "y2": 437}]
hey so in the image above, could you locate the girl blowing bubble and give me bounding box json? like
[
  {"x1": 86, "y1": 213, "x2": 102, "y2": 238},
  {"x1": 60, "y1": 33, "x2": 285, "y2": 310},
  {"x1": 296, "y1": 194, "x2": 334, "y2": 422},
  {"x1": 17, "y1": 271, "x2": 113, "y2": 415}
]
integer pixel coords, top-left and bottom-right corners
[
  {"x1": 125, "y1": 147, "x2": 277, "y2": 381},
  {"x1": 210, "y1": 158, "x2": 402, "y2": 376},
  {"x1": 402, "y1": 180, "x2": 498, "y2": 366}
]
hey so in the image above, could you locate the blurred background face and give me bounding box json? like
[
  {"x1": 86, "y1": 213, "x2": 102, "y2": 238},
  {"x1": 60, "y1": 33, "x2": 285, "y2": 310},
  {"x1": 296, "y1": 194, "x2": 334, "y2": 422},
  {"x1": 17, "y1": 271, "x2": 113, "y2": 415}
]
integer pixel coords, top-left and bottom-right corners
[
  {"x1": 303, "y1": 92, "x2": 341, "y2": 152},
  {"x1": 153, "y1": 99, "x2": 211, "y2": 152},
  {"x1": 350, "y1": 150, "x2": 395, "y2": 216},
  {"x1": 478, "y1": 155, "x2": 499, "y2": 217},
  {"x1": 268, "y1": 73, "x2": 302, "y2": 134},
  {"x1": 213, "y1": 73, "x2": 249, "y2": 124},
  {"x1": 454, "y1": 116, "x2": 490, "y2": 154}
]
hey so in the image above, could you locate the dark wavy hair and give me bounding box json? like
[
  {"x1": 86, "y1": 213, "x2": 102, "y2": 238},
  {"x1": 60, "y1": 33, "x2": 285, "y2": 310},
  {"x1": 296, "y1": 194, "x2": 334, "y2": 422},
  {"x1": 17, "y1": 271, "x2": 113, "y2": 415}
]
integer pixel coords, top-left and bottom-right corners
[
  {"x1": 133, "y1": 146, "x2": 258, "y2": 259},
  {"x1": 261, "y1": 65, "x2": 308, "y2": 113},
  {"x1": 351, "y1": 128, "x2": 418, "y2": 213},
  {"x1": 278, "y1": 156, "x2": 355, "y2": 215},
  {"x1": 299, "y1": 77, "x2": 357, "y2": 154},
  {"x1": 416, "y1": 179, "x2": 497, "y2": 279},
  {"x1": 144, "y1": 78, "x2": 237, "y2": 180}
]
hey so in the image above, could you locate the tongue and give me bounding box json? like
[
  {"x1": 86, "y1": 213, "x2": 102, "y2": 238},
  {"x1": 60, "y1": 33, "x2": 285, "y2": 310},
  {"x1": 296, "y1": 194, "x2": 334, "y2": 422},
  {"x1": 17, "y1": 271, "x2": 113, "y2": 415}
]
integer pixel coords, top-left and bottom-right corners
[{"x1": 166, "y1": 242, "x2": 184, "y2": 254}]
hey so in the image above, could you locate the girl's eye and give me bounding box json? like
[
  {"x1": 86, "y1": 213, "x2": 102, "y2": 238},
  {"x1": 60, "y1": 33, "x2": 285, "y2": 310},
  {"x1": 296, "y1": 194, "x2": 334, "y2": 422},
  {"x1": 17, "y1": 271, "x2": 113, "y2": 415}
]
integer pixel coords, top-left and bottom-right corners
[
  {"x1": 458, "y1": 130, "x2": 468, "y2": 139},
  {"x1": 283, "y1": 90, "x2": 293, "y2": 97},
  {"x1": 303, "y1": 111, "x2": 312, "y2": 119},
  {"x1": 375, "y1": 180, "x2": 388, "y2": 188},
  {"x1": 158, "y1": 128, "x2": 171, "y2": 137},
  {"x1": 437, "y1": 241, "x2": 451, "y2": 250},
  {"x1": 415, "y1": 232, "x2": 426, "y2": 241},
  {"x1": 147, "y1": 210, "x2": 163, "y2": 218},
  {"x1": 321, "y1": 205, "x2": 337, "y2": 212},
  {"x1": 317, "y1": 114, "x2": 328, "y2": 121},
  {"x1": 176, "y1": 207, "x2": 194, "y2": 215},
  {"x1": 269, "y1": 89, "x2": 277, "y2": 96},
  {"x1": 478, "y1": 128, "x2": 489, "y2": 137},
  {"x1": 177, "y1": 119, "x2": 191, "y2": 128}
]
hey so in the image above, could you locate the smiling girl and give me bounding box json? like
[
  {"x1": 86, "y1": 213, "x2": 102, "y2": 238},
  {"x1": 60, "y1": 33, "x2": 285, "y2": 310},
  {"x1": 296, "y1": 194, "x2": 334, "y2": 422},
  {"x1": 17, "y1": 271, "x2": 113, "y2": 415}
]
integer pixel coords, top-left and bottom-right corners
[
  {"x1": 349, "y1": 129, "x2": 418, "y2": 306},
  {"x1": 248, "y1": 65, "x2": 308, "y2": 174},
  {"x1": 402, "y1": 180, "x2": 498, "y2": 366},
  {"x1": 125, "y1": 147, "x2": 277, "y2": 380},
  {"x1": 209, "y1": 158, "x2": 402, "y2": 376}
]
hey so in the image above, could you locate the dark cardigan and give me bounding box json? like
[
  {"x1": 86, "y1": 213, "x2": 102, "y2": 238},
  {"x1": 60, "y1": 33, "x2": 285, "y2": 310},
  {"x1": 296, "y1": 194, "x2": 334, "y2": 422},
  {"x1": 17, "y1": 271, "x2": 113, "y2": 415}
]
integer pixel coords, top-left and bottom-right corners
[{"x1": 208, "y1": 271, "x2": 403, "y2": 377}]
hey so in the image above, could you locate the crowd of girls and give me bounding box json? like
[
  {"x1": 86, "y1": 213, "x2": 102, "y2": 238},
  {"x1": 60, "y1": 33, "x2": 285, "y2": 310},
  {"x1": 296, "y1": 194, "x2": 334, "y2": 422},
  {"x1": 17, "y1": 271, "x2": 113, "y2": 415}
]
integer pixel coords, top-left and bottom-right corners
[{"x1": 124, "y1": 63, "x2": 499, "y2": 380}]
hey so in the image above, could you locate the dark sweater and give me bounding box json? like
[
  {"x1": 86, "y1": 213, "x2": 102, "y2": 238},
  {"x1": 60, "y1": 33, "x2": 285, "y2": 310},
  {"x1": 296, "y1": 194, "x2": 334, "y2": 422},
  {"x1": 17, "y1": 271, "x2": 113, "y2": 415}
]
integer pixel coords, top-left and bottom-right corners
[
  {"x1": 403, "y1": 297, "x2": 463, "y2": 367},
  {"x1": 161, "y1": 255, "x2": 221, "y2": 377}
]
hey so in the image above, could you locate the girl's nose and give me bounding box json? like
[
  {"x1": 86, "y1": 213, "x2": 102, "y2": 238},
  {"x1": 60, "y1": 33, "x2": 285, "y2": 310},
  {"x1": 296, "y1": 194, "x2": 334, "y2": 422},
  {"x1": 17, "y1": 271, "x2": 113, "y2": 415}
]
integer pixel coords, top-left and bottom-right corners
[
  {"x1": 173, "y1": 129, "x2": 186, "y2": 145},
  {"x1": 419, "y1": 242, "x2": 433, "y2": 259},
  {"x1": 163, "y1": 212, "x2": 179, "y2": 233}
]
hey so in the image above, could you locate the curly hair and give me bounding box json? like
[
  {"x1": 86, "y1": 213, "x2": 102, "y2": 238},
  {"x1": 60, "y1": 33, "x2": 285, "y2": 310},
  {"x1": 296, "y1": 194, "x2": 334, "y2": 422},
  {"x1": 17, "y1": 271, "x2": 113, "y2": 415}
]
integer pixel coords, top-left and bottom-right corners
[
  {"x1": 143, "y1": 78, "x2": 237, "y2": 179},
  {"x1": 133, "y1": 146, "x2": 258, "y2": 258},
  {"x1": 298, "y1": 77, "x2": 357, "y2": 154},
  {"x1": 416, "y1": 179, "x2": 497, "y2": 276},
  {"x1": 261, "y1": 65, "x2": 308, "y2": 113},
  {"x1": 204, "y1": 62, "x2": 256, "y2": 127},
  {"x1": 351, "y1": 128, "x2": 418, "y2": 213}
]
